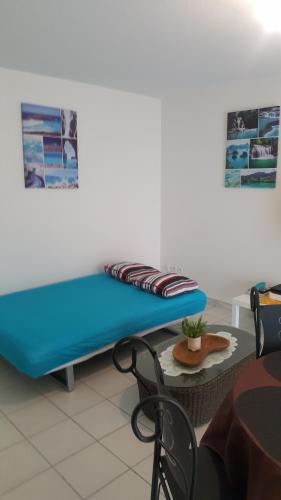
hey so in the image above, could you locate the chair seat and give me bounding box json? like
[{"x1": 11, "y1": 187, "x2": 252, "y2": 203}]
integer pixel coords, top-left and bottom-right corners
[
  {"x1": 195, "y1": 447, "x2": 244, "y2": 500},
  {"x1": 161, "y1": 446, "x2": 244, "y2": 500}
]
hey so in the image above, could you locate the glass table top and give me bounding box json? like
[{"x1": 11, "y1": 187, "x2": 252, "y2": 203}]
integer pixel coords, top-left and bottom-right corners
[{"x1": 136, "y1": 324, "x2": 256, "y2": 388}]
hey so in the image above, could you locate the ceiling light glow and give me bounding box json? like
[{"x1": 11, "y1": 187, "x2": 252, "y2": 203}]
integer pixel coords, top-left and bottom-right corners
[{"x1": 253, "y1": 0, "x2": 281, "y2": 33}]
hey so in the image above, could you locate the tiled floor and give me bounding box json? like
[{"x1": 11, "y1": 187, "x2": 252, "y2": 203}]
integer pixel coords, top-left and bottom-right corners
[{"x1": 0, "y1": 302, "x2": 254, "y2": 499}]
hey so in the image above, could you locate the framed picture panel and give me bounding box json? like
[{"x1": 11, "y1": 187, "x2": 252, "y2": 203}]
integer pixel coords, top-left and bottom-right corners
[
  {"x1": 225, "y1": 106, "x2": 279, "y2": 188},
  {"x1": 21, "y1": 103, "x2": 78, "y2": 189}
]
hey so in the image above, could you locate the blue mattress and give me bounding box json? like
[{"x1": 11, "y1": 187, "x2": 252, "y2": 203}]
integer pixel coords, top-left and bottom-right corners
[{"x1": 0, "y1": 273, "x2": 207, "y2": 377}]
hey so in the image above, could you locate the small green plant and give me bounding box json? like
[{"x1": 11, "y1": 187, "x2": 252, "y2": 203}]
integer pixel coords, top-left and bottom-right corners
[{"x1": 181, "y1": 316, "x2": 207, "y2": 339}]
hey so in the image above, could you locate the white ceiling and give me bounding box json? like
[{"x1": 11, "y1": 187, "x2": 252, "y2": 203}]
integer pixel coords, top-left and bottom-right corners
[{"x1": 1, "y1": 0, "x2": 281, "y2": 97}]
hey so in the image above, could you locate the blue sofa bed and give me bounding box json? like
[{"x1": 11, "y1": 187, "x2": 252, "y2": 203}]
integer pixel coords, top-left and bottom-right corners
[{"x1": 0, "y1": 273, "x2": 206, "y2": 389}]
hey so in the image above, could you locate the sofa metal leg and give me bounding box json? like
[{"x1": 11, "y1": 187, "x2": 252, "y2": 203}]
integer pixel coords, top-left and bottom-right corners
[
  {"x1": 51, "y1": 365, "x2": 75, "y2": 391},
  {"x1": 65, "y1": 366, "x2": 75, "y2": 391}
]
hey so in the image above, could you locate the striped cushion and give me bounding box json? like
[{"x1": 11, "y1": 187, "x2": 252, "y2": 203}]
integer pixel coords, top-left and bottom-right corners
[
  {"x1": 132, "y1": 272, "x2": 198, "y2": 298},
  {"x1": 104, "y1": 262, "x2": 158, "y2": 283}
]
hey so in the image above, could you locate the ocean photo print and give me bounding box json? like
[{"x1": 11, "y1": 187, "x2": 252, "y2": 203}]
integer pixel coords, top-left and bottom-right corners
[
  {"x1": 21, "y1": 103, "x2": 62, "y2": 136},
  {"x1": 43, "y1": 137, "x2": 63, "y2": 167},
  {"x1": 45, "y1": 168, "x2": 78, "y2": 189},
  {"x1": 224, "y1": 169, "x2": 241, "y2": 188},
  {"x1": 226, "y1": 140, "x2": 249, "y2": 169},
  {"x1": 21, "y1": 103, "x2": 78, "y2": 189},
  {"x1": 241, "y1": 168, "x2": 276, "y2": 189},
  {"x1": 22, "y1": 134, "x2": 44, "y2": 166}
]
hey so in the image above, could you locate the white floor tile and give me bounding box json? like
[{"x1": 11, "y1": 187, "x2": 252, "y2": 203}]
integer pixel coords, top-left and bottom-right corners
[
  {"x1": 30, "y1": 418, "x2": 95, "y2": 464},
  {"x1": 55, "y1": 442, "x2": 127, "y2": 498},
  {"x1": 83, "y1": 365, "x2": 135, "y2": 398},
  {"x1": 101, "y1": 423, "x2": 153, "y2": 467},
  {"x1": 88, "y1": 470, "x2": 151, "y2": 500},
  {"x1": 133, "y1": 458, "x2": 166, "y2": 497},
  {"x1": 0, "y1": 381, "x2": 43, "y2": 415},
  {"x1": 139, "y1": 413, "x2": 155, "y2": 432},
  {"x1": 240, "y1": 319, "x2": 255, "y2": 333},
  {"x1": 0, "y1": 469, "x2": 80, "y2": 500},
  {"x1": 220, "y1": 317, "x2": 232, "y2": 326},
  {"x1": 73, "y1": 400, "x2": 129, "y2": 439},
  {"x1": 110, "y1": 387, "x2": 157, "y2": 433},
  {"x1": 133, "y1": 454, "x2": 153, "y2": 483},
  {"x1": 110, "y1": 383, "x2": 139, "y2": 415},
  {"x1": 47, "y1": 382, "x2": 104, "y2": 416},
  {"x1": 32, "y1": 375, "x2": 65, "y2": 396},
  {"x1": 210, "y1": 317, "x2": 232, "y2": 328},
  {"x1": 195, "y1": 421, "x2": 210, "y2": 444},
  {"x1": 202, "y1": 309, "x2": 226, "y2": 324},
  {"x1": 0, "y1": 417, "x2": 23, "y2": 451},
  {"x1": 0, "y1": 441, "x2": 49, "y2": 495},
  {"x1": 0, "y1": 365, "x2": 26, "y2": 390},
  {"x1": 8, "y1": 399, "x2": 66, "y2": 437}
]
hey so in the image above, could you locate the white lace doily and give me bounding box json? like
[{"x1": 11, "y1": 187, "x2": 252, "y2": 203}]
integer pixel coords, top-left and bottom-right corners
[{"x1": 159, "y1": 332, "x2": 237, "y2": 376}]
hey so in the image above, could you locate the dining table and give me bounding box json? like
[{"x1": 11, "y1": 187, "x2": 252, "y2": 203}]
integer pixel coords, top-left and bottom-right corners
[{"x1": 200, "y1": 350, "x2": 281, "y2": 500}]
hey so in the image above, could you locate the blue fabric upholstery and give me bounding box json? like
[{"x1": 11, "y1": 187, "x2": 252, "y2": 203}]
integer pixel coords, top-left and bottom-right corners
[{"x1": 0, "y1": 273, "x2": 207, "y2": 377}]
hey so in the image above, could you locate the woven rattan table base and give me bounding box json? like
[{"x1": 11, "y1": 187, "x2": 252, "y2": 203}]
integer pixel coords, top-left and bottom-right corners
[{"x1": 137, "y1": 352, "x2": 255, "y2": 427}]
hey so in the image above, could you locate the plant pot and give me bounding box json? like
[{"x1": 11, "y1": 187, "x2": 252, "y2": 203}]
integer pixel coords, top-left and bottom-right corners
[{"x1": 187, "y1": 336, "x2": 202, "y2": 352}]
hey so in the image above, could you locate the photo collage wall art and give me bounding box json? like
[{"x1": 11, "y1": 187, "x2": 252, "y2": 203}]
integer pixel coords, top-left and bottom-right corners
[
  {"x1": 21, "y1": 103, "x2": 78, "y2": 189},
  {"x1": 225, "y1": 106, "x2": 280, "y2": 188}
]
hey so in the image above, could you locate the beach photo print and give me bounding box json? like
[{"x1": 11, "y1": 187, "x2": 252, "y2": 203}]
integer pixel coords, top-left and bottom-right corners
[
  {"x1": 21, "y1": 103, "x2": 78, "y2": 189},
  {"x1": 225, "y1": 106, "x2": 280, "y2": 188}
]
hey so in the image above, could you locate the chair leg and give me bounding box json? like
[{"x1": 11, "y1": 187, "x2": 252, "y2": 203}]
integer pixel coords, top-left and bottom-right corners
[{"x1": 151, "y1": 443, "x2": 161, "y2": 499}]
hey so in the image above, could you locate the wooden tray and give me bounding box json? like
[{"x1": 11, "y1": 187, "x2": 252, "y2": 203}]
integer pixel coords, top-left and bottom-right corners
[{"x1": 172, "y1": 334, "x2": 230, "y2": 367}]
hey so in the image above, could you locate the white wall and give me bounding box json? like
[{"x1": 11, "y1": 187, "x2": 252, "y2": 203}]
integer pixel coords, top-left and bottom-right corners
[
  {"x1": 162, "y1": 78, "x2": 281, "y2": 302},
  {"x1": 0, "y1": 68, "x2": 161, "y2": 294}
]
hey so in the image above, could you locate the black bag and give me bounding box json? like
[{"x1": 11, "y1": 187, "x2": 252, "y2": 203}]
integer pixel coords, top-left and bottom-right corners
[{"x1": 260, "y1": 284, "x2": 281, "y2": 297}]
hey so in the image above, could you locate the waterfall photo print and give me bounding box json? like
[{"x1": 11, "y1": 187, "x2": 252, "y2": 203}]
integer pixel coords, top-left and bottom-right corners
[
  {"x1": 227, "y1": 109, "x2": 258, "y2": 140},
  {"x1": 225, "y1": 106, "x2": 280, "y2": 188},
  {"x1": 249, "y1": 138, "x2": 278, "y2": 169}
]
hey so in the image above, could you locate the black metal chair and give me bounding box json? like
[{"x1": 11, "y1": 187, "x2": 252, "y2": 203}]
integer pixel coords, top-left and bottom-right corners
[
  {"x1": 250, "y1": 286, "x2": 281, "y2": 358},
  {"x1": 112, "y1": 335, "x2": 164, "y2": 394},
  {"x1": 113, "y1": 337, "x2": 244, "y2": 500},
  {"x1": 132, "y1": 394, "x2": 244, "y2": 500}
]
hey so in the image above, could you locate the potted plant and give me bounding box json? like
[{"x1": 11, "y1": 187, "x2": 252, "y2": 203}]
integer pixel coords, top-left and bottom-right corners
[{"x1": 181, "y1": 316, "x2": 207, "y2": 351}]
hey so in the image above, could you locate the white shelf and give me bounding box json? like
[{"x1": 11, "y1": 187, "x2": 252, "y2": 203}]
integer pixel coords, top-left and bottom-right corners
[{"x1": 232, "y1": 294, "x2": 250, "y2": 327}]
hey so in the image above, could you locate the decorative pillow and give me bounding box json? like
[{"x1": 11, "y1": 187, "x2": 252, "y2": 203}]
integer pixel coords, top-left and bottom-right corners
[
  {"x1": 104, "y1": 262, "x2": 158, "y2": 283},
  {"x1": 132, "y1": 272, "x2": 198, "y2": 298},
  {"x1": 126, "y1": 267, "x2": 159, "y2": 282}
]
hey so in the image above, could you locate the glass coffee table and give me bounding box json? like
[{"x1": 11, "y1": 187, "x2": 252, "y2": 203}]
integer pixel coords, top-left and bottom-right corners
[{"x1": 135, "y1": 324, "x2": 255, "y2": 426}]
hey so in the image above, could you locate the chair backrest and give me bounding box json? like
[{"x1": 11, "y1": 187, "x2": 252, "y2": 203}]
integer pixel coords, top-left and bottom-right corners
[
  {"x1": 250, "y1": 286, "x2": 281, "y2": 357},
  {"x1": 132, "y1": 394, "x2": 198, "y2": 500},
  {"x1": 112, "y1": 336, "x2": 164, "y2": 393}
]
